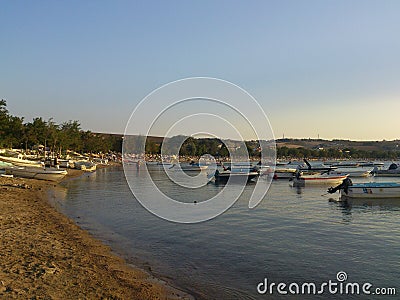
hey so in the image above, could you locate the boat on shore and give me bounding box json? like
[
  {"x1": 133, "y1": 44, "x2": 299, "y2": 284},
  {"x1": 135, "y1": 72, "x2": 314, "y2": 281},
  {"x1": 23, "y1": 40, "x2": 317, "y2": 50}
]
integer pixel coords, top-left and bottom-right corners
[
  {"x1": 5, "y1": 166, "x2": 68, "y2": 181},
  {"x1": 328, "y1": 179, "x2": 400, "y2": 199},
  {"x1": 0, "y1": 156, "x2": 43, "y2": 168}
]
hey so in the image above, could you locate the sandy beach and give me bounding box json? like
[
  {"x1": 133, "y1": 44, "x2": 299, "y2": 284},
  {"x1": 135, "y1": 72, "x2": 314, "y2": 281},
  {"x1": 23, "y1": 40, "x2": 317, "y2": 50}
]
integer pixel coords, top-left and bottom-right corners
[{"x1": 0, "y1": 172, "x2": 192, "y2": 299}]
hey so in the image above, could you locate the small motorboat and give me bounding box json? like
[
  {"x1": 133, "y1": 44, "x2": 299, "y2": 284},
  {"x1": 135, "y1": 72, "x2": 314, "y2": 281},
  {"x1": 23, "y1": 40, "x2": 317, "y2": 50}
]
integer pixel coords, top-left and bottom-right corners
[
  {"x1": 0, "y1": 156, "x2": 43, "y2": 168},
  {"x1": 293, "y1": 171, "x2": 348, "y2": 186},
  {"x1": 372, "y1": 163, "x2": 400, "y2": 177},
  {"x1": 212, "y1": 167, "x2": 259, "y2": 184},
  {"x1": 330, "y1": 169, "x2": 372, "y2": 178},
  {"x1": 273, "y1": 167, "x2": 297, "y2": 179},
  {"x1": 74, "y1": 160, "x2": 97, "y2": 172},
  {"x1": 176, "y1": 161, "x2": 208, "y2": 172},
  {"x1": 5, "y1": 166, "x2": 68, "y2": 182},
  {"x1": 328, "y1": 179, "x2": 400, "y2": 199}
]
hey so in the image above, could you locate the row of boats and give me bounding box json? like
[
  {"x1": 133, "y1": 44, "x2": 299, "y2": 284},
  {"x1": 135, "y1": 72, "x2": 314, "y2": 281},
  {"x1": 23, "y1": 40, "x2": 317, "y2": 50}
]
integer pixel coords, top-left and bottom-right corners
[
  {"x1": 141, "y1": 159, "x2": 400, "y2": 200},
  {"x1": 0, "y1": 156, "x2": 98, "y2": 182}
]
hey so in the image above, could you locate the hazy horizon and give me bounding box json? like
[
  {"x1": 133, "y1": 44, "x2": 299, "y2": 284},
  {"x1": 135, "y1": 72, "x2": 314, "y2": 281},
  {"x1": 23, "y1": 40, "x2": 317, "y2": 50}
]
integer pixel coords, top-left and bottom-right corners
[{"x1": 2, "y1": 1, "x2": 399, "y2": 141}]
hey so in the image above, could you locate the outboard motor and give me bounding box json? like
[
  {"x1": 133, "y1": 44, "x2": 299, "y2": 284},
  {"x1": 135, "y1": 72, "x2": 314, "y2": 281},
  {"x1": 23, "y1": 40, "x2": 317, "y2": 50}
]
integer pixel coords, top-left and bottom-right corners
[
  {"x1": 328, "y1": 178, "x2": 353, "y2": 195},
  {"x1": 389, "y1": 163, "x2": 398, "y2": 170}
]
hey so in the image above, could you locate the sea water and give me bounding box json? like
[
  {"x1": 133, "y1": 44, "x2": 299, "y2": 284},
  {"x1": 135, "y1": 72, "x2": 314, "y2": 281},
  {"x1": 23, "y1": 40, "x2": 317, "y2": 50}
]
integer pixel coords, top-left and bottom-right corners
[{"x1": 52, "y1": 165, "x2": 400, "y2": 299}]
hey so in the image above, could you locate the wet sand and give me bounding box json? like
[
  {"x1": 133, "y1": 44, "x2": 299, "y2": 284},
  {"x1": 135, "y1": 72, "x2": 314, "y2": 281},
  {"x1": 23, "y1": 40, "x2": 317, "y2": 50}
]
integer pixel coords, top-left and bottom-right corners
[{"x1": 0, "y1": 172, "x2": 192, "y2": 299}]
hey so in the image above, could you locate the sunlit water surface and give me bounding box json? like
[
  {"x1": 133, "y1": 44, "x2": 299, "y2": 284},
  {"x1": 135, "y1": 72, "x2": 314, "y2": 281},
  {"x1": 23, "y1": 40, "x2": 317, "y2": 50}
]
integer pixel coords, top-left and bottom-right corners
[{"x1": 49, "y1": 165, "x2": 400, "y2": 299}]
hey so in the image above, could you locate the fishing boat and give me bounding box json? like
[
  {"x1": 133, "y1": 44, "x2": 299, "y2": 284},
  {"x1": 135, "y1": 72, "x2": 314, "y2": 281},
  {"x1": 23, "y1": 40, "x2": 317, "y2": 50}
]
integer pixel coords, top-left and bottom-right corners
[
  {"x1": 0, "y1": 156, "x2": 43, "y2": 168},
  {"x1": 213, "y1": 167, "x2": 259, "y2": 184},
  {"x1": 273, "y1": 167, "x2": 297, "y2": 179},
  {"x1": 372, "y1": 163, "x2": 400, "y2": 177},
  {"x1": 328, "y1": 180, "x2": 400, "y2": 199},
  {"x1": 179, "y1": 163, "x2": 208, "y2": 172},
  {"x1": 330, "y1": 169, "x2": 372, "y2": 178},
  {"x1": 0, "y1": 161, "x2": 13, "y2": 169},
  {"x1": 331, "y1": 162, "x2": 360, "y2": 168},
  {"x1": 293, "y1": 172, "x2": 348, "y2": 186},
  {"x1": 5, "y1": 166, "x2": 67, "y2": 182},
  {"x1": 74, "y1": 160, "x2": 97, "y2": 172}
]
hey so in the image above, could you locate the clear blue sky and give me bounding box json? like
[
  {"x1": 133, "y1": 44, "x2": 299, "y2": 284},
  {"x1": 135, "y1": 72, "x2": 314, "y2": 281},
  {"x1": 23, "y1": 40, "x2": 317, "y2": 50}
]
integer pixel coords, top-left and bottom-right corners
[{"x1": 1, "y1": 0, "x2": 399, "y2": 140}]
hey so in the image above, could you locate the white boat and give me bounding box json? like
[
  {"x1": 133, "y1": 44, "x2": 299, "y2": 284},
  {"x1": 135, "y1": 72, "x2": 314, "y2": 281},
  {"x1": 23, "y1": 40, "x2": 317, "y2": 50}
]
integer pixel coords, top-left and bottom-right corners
[
  {"x1": 372, "y1": 163, "x2": 400, "y2": 177},
  {"x1": 5, "y1": 167, "x2": 67, "y2": 182},
  {"x1": 273, "y1": 167, "x2": 297, "y2": 179},
  {"x1": 178, "y1": 163, "x2": 208, "y2": 172},
  {"x1": 74, "y1": 161, "x2": 97, "y2": 172},
  {"x1": 330, "y1": 169, "x2": 372, "y2": 178},
  {"x1": 213, "y1": 168, "x2": 259, "y2": 183},
  {"x1": 0, "y1": 156, "x2": 43, "y2": 168},
  {"x1": 293, "y1": 172, "x2": 348, "y2": 186},
  {"x1": 332, "y1": 182, "x2": 400, "y2": 199},
  {"x1": 0, "y1": 161, "x2": 13, "y2": 169}
]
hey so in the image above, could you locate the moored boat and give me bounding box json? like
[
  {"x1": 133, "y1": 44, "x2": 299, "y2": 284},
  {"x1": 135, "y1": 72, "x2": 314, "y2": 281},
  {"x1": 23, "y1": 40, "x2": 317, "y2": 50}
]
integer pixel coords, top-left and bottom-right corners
[
  {"x1": 372, "y1": 163, "x2": 400, "y2": 177},
  {"x1": 74, "y1": 161, "x2": 97, "y2": 172},
  {"x1": 273, "y1": 167, "x2": 297, "y2": 179},
  {"x1": 293, "y1": 172, "x2": 348, "y2": 186},
  {"x1": 329, "y1": 180, "x2": 400, "y2": 199},
  {"x1": 330, "y1": 169, "x2": 372, "y2": 178},
  {"x1": 213, "y1": 167, "x2": 259, "y2": 184},
  {"x1": 177, "y1": 161, "x2": 208, "y2": 172},
  {"x1": 5, "y1": 166, "x2": 68, "y2": 182}
]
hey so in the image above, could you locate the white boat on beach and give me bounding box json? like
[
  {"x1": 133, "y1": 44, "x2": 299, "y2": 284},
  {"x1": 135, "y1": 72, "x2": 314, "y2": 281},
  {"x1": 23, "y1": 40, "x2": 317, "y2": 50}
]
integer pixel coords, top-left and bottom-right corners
[
  {"x1": 5, "y1": 166, "x2": 68, "y2": 182},
  {"x1": 0, "y1": 156, "x2": 43, "y2": 168}
]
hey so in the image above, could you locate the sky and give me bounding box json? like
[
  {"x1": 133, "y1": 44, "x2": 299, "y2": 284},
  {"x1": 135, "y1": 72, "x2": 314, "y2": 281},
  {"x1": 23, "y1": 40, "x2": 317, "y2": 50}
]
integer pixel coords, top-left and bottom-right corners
[{"x1": 1, "y1": 0, "x2": 400, "y2": 141}]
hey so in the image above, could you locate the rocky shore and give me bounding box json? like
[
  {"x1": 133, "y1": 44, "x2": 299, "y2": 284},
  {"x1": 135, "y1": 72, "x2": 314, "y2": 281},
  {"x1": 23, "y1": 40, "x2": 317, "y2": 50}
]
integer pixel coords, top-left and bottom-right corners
[{"x1": 0, "y1": 173, "x2": 192, "y2": 299}]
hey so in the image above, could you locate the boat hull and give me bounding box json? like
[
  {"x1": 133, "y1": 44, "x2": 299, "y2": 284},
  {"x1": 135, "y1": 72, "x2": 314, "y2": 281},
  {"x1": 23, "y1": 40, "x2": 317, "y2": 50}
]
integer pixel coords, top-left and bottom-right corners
[
  {"x1": 293, "y1": 174, "x2": 348, "y2": 186},
  {"x1": 0, "y1": 156, "x2": 43, "y2": 168},
  {"x1": 341, "y1": 182, "x2": 400, "y2": 199},
  {"x1": 214, "y1": 172, "x2": 259, "y2": 184},
  {"x1": 6, "y1": 167, "x2": 68, "y2": 182}
]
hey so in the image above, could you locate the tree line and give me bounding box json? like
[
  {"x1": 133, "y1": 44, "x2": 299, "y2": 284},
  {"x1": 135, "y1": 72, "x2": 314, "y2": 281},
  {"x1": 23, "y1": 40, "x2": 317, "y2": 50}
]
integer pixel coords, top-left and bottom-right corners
[
  {"x1": 1, "y1": 99, "x2": 398, "y2": 159},
  {"x1": 0, "y1": 100, "x2": 121, "y2": 154}
]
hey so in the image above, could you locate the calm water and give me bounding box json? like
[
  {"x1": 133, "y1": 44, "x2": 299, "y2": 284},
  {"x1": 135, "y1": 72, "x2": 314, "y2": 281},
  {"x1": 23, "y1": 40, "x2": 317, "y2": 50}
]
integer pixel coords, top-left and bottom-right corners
[{"x1": 50, "y1": 165, "x2": 400, "y2": 299}]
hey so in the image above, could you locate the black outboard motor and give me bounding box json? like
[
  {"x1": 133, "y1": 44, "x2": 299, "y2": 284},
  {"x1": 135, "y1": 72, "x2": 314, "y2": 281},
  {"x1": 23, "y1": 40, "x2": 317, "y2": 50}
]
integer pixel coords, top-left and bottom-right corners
[
  {"x1": 389, "y1": 163, "x2": 398, "y2": 170},
  {"x1": 328, "y1": 178, "x2": 353, "y2": 195}
]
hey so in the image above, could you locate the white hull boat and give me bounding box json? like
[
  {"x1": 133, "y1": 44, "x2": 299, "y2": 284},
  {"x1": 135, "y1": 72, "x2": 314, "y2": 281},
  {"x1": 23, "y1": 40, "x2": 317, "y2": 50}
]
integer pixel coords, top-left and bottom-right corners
[
  {"x1": 6, "y1": 167, "x2": 67, "y2": 182},
  {"x1": 293, "y1": 172, "x2": 348, "y2": 186},
  {"x1": 74, "y1": 161, "x2": 97, "y2": 172},
  {"x1": 341, "y1": 182, "x2": 400, "y2": 199},
  {"x1": 213, "y1": 168, "x2": 259, "y2": 183},
  {"x1": 273, "y1": 167, "x2": 297, "y2": 179},
  {"x1": 0, "y1": 156, "x2": 43, "y2": 168},
  {"x1": 331, "y1": 169, "x2": 372, "y2": 178},
  {"x1": 179, "y1": 164, "x2": 208, "y2": 172}
]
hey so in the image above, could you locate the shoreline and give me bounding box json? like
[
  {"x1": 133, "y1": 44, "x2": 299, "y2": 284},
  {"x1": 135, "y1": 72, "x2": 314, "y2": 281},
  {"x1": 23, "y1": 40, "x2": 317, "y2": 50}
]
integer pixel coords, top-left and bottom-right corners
[{"x1": 0, "y1": 171, "x2": 193, "y2": 299}]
